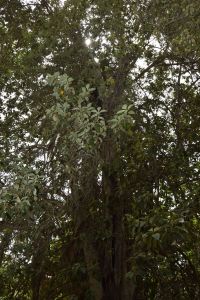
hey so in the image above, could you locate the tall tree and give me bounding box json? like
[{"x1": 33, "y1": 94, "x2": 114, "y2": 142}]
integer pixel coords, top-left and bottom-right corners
[{"x1": 0, "y1": 0, "x2": 200, "y2": 299}]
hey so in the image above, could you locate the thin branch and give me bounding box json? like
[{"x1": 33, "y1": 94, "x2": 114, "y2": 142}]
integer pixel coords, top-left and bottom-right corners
[{"x1": 133, "y1": 56, "x2": 165, "y2": 82}]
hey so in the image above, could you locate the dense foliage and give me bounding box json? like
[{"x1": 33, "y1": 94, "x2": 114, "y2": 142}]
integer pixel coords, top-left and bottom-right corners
[{"x1": 0, "y1": 0, "x2": 200, "y2": 299}]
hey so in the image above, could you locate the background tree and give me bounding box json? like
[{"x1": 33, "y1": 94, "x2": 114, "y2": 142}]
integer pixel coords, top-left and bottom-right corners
[{"x1": 0, "y1": 0, "x2": 200, "y2": 299}]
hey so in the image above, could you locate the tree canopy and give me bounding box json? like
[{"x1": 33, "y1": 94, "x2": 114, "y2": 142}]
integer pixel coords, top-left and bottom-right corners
[{"x1": 0, "y1": 0, "x2": 200, "y2": 299}]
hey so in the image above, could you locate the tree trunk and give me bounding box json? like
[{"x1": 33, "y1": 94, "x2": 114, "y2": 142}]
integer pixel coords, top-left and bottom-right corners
[
  {"x1": 82, "y1": 237, "x2": 103, "y2": 300},
  {"x1": 101, "y1": 136, "x2": 134, "y2": 300}
]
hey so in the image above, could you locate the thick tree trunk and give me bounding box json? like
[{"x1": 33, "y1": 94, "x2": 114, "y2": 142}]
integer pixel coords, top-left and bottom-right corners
[
  {"x1": 73, "y1": 156, "x2": 135, "y2": 299},
  {"x1": 74, "y1": 141, "x2": 136, "y2": 299},
  {"x1": 71, "y1": 157, "x2": 104, "y2": 299},
  {"x1": 82, "y1": 237, "x2": 103, "y2": 300},
  {"x1": 100, "y1": 136, "x2": 135, "y2": 300}
]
